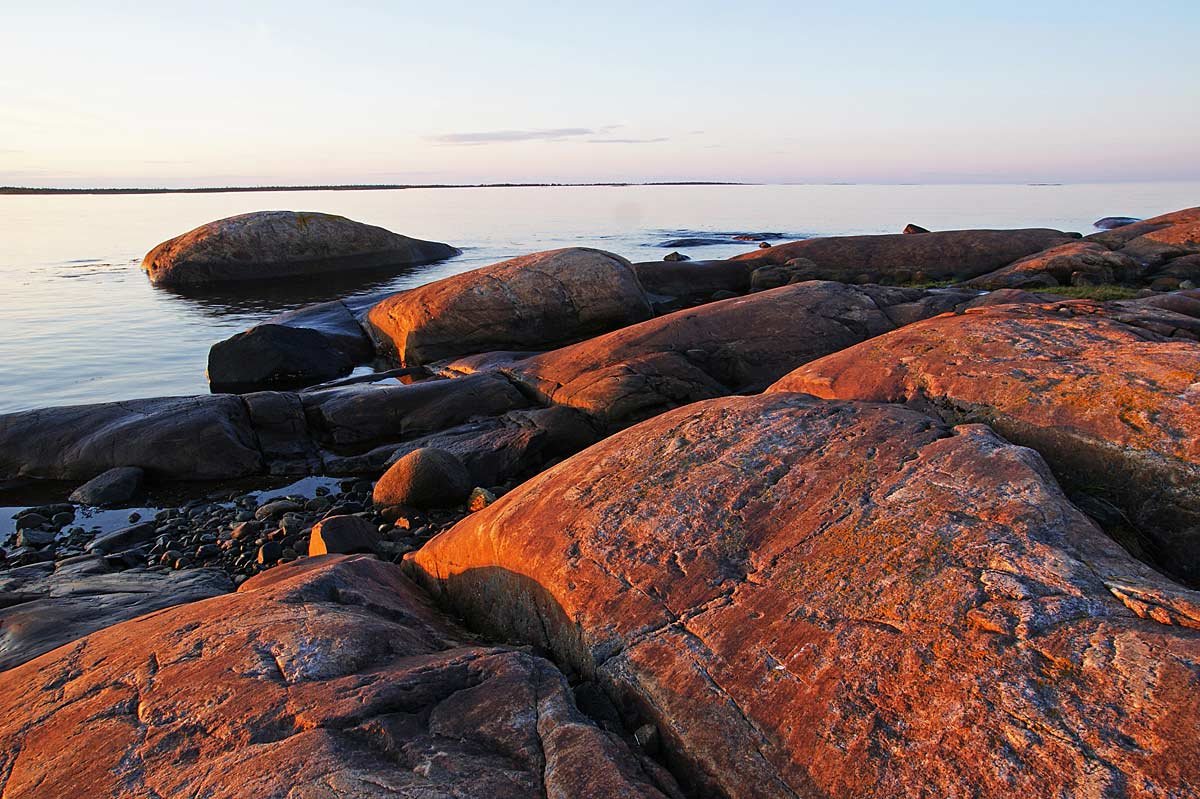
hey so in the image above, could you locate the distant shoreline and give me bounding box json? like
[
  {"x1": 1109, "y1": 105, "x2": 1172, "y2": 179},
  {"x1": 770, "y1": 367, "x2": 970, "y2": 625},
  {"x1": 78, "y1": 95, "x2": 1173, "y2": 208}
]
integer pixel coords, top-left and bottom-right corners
[{"x1": 0, "y1": 181, "x2": 745, "y2": 196}]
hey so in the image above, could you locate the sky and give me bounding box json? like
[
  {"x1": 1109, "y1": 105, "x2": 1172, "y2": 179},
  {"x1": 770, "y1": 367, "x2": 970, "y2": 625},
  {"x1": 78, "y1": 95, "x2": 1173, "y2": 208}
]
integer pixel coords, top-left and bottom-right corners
[{"x1": 1, "y1": 0, "x2": 1198, "y2": 187}]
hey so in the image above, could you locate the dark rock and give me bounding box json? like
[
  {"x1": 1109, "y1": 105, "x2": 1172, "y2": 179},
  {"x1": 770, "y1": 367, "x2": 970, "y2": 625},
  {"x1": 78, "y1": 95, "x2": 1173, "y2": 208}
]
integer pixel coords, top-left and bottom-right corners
[
  {"x1": 373, "y1": 448, "x2": 472, "y2": 509},
  {"x1": 902, "y1": 223, "x2": 930, "y2": 234},
  {"x1": 142, "y1": 210, "x2": 459, "y2": 286},
  {"x1": 89, "y1": 521, "x2": 159, "y2": 554},
  {"x1": 308, "y1": 515, "x2": 379, "y2": 555},
  {"x1": 749, "y1": 258, "x2": 819, "y2": 291},
  {"x1": 662, "y1": 251, "x2": 690, "y2": 261},
  {"x1": 254, "y1": 499, "x2": 303, "y2": 521},
  {"x1": 207, "y1": 324, "x2": 353, "y2": 392},
  {"x1": 68, "y1": 466, "x2": 144, "y2": 507},
  {"x1": 1094, "y1": 216, "x2": 1142, "y2": 229},
  {"x1": 15, "y1": 529, "x2": 56, "y2": 548},
  {"x1": 257, "y1": 541, "x2": 283, "y2": 565}
]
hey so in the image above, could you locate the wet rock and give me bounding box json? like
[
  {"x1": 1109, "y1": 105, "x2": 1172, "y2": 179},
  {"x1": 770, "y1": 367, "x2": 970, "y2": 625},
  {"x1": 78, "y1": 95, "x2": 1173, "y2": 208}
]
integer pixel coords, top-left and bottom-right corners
[
  {"x1": 366, "y1": 248, "x2": 652, "y2": 366},
  {"x1": 88, "y1": 521, "x2": 159, "y2": 555},
  {"x1": 0, "y1": 556, "x2": 679, "y2": 798},
  {"x1": 68, "y1": 466, "x2": 144, "y2": 507},
  {"x1": 142, "y1": 210, "x2": 459, "y2": 286},
  {"x1": 409, "y1": 393, "x2": 1200, "y2": 799},
  {"x1": 772, "y1": 298, "x2": 1200, "y2": 585},
  {"x1": 374, "y1": 448, "x2": 472, "y2": 509},
  {"x1": 15, "y1": 529, "x2": 56, "y2": 548},
  {"x1": 308, "y1": 515, "x2": 380, "y2": 555},
  {"x1": 256, "y1": 541, "x2": 283, "y2": 565},
  {"x1": 207, "y1": 324, "x2": 353, "y2": 392},
  {"x1": 254, "y1": 499, "x2": 303, "y2": 521},
  {"x1": 732, "y1": 227, "x2": 1075, "y2": 283}
]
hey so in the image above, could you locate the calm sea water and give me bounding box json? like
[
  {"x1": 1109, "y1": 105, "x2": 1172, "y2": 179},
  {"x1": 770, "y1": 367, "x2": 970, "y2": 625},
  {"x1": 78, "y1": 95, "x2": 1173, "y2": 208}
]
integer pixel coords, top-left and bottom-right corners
[{"x1": 1, "y1": 182, "x2": 1197, "y2": 413}]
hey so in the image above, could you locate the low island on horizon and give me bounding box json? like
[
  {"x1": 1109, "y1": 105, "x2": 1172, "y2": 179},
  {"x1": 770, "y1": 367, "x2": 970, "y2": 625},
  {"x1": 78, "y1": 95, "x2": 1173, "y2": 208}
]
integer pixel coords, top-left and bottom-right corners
[{"x1": 0, "y1": 181, "x2": 745, "y2": 196}]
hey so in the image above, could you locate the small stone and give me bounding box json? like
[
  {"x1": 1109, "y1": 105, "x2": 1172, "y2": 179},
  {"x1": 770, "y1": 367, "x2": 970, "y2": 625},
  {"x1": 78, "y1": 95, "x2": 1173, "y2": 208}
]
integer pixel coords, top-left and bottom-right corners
[
  {"x1": 308, "y1": 515, "x2": 380, "y2": 556},
  {"x1": 16, "y1": 529, "x2": 56, "y2": 548},
  {"x1": 15, "y1": 513, "x2": 48, "y2": 530},
  {"x1": 903, "y1": 223, "x2": 931, "y2": 234},
  {"x1": 257, "y1": 541, "x2": 283, "y2": 565},
  {"x1": 468, "y1": 487, "x2": 497, "y2": 513},
  {"x1": 758, "y1": 241, "x2": 772, "y2": 248},
  {"x1": 50, "y1": 512, "x2": 75, "y2": 528},
  {"x1": 254, "y1": 499, "x2": 302, "y2": 521},
  {"x1": 230, "y1": 521, "x2": 260, "y2": 540},
  {"x1": 663, "y1": 251, "x2": 691, "y2": 262},
  {"x1": 128, "y1": 512, "x2": 142, "y2": 523},
  {"x1": 68, "y1": 466, "x2": 144, "y2": 507},
  {"x1": 634, "y1": 723, "x2": 660, "y2": 754}
]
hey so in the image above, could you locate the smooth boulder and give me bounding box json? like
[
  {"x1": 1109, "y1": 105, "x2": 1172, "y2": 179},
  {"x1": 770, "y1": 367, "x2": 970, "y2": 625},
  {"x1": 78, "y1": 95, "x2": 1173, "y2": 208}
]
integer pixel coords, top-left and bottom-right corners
[
  {"x1": 409, "y1": 393, "x2": 1200, "y2": 798},
  {"x1": 373, "y1": 447, "x2": 473, "y2": 509},
  {"x1": 965, "y1": 241, "x2": 1141, "y2": 289},
  {"x1": 366, "y1": 248, "x2": 653, "y2": 366},
  {"x1": 0, "y1": 555, "x2": 679, "y2": 798},
  {"x1": 307, "y1": 514, "x2": 380, "y2": 555},
  {"x1": 771, "y1": 298, "x2": 1200, "y2": 585},
  {"x1": 731, "y1": 227, "x2": 1076, "y2": 283},
  {"x1": 142, "y1": 210, "x2": 459, "y2": 286}
]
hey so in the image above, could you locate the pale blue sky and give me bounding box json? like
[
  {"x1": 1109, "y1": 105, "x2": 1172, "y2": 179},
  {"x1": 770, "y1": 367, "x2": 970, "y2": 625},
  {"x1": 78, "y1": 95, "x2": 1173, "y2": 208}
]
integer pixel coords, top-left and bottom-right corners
[{"x1": 2, "y1": 0, "x2": 1197, "y2": 186}]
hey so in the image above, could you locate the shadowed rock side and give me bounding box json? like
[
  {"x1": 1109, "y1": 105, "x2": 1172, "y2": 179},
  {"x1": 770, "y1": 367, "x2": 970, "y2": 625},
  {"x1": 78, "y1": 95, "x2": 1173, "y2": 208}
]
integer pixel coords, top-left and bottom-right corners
[
  {"x1": 964, "y1": 241, "x2": 1142, "y2": 290},
  {"x1": 502, "y1": 281, "x2": 979, "y2": 431},
  {"x1": 143, "y1": 210, "x2": 460, "y2": 286},
  {"x1": 408, "y1": 394, "x2": 1200, "y2": 799},
  {"x1": 730, "y1": 227, "x2": 1075, "y2": 283},
  {"x1": 366, "y1": 247, "x2": 654, "y2": 366},
  {"x1": 0, "y1": 555, "x2": 231, "y2": 670},
  {"x1": 0, "y1": 555, "x2": 682, "y2": 799},
  {"x1": 771, "y1": 299, "x2": 1200, "y2": 585}
]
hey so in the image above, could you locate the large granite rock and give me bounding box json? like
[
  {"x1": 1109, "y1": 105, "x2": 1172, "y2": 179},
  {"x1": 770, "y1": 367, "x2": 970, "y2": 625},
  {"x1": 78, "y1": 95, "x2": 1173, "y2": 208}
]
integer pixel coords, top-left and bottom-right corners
[
  {"x1": 142, "y1": 211, "x2": 459, "y2": 286},
  {"x1": 632, "y1": 259, "x2": 754, "y2": 309},
  {"x1": 366, "y1": 248, "x2": 654, "y2": 366},
  {"x1": 408, "y1": 393, "x2": 1200, "y2": 798},
  {"x1": 1085, "y1": 207, "x2": 1200, "y2": 267},
  {"x1": 730, "y1": 227, "x2": 1076, "y2": 283},
  {"x1": 0, "y1": 395, "x2": 262, "y2": 481},
  {"x1": 0, "y1": 556, "x2": 231, "y2": 670},
  {"x1": 0, "y1": 555, "x2": 680, "y2": 798},
  {"x1": 505, "y1": 281, "x2": 976, "y2": 430},
  {"x1": 771, "y1": 298, "x2": 1200, "y2": 585},
  {"x1": 965, "y1": 241, "x2": 1142, "y2": 289}
]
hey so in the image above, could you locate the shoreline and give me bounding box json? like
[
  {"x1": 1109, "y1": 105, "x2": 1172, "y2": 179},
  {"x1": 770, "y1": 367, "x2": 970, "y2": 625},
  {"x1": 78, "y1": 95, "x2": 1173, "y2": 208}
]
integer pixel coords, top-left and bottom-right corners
[{"x1": 0, "y1": 181, "x2": 745, "y2": 196}]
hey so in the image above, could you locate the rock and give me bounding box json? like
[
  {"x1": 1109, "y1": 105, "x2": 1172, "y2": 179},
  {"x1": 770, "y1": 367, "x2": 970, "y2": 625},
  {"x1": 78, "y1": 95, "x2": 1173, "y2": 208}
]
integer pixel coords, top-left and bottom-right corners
[
  {"x1": 1094, "y1": 215, "x2": 1142, "y2": 229},
  {"x1": 965, "y1": 241, "x2": 1141, "y2": 290},
  {"x1": 207, "y1": 324, "x2": 353, "y2": 392},
  {"x1": 0, "y1": 556, "x2": 231, "y2": 670},
  {"x1": 757, "y1": 241, "x2": 771, "y2": 248},
  {"x1": 256, "y1": 541, "x2": 283, "y2": 565},
  {"x1": 732, "y1": 227, "x2": 1075, "y2": 283},
  {"x1": 365, "y1": 248, "x2": 652, "y2": 366},
  {"x1": 467, "y1": 487, "x2": 497, "y2": 512},
  {"x1": 0, "y1": 395, "x2": 262, "y2": 481},
  {"x1": 0, "y1": 556, "x2": 679, "y2": 798},
  {"x1": 633, "y1": 259, "x2": 754, "y2": 309},
  {"x1": 68, "y1": 466, "x2": 144, "y2": 507},
  {"x1": 770, "y1": 299, "x2": 1200, "y2": 585},
  {"x1": 373, "y1": 448, "x2": 472, "y2": 509},
  {"x1": 88, "y1": 521, "x2": 160, "y2": 554},
  {"x1": 254, "y1": 499, "x2": 303, "y2": 521},
  {"x1": 902, "y1": 223, "x2": 930, "y2": 234},
  {"x1": 749, "y1": 258, "x2": 819, "y2": 291},
  {"x1": 15, "y1": 513, "x2": 47, "y2": 530},
  {"x1": 506, "y1": 281, "x2": 976, "y2": 431},
  {"x1": 308, "y1": 515, "x2": 379, "y2": 555},
  {"x1": 142, "y1": 210, "x2": 459, "y2": 286},
  {"x1": 1085, "y1": 206, "x2": 1200, "y2": 267},
  {"x1": 408, "y1": 393, "x2": 1200, "y2": 798},
  {"x1": 266, "y1": 297, "x2": 375, "y2": 362},
  {"x1": 15, "y1": 529, "x2": 56, "y2": 548},
  {"x1": 662, "y1": 251, "x2": 690, "y2": 261}
]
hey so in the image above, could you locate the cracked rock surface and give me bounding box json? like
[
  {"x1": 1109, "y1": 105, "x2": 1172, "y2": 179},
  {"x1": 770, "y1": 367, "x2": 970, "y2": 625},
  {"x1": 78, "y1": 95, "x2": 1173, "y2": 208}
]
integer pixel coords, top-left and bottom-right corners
[
  {"x1": 0, "y1": 555, "x2": 680, "y2": 799},
  {"x1": 409, "y1": 393, "x2": 1200, "y2": 798}
]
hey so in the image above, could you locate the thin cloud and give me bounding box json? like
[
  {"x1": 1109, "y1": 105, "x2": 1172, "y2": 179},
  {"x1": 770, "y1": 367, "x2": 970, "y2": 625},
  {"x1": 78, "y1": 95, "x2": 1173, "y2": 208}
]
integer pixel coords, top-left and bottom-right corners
[
  {"x1": 587, "y1": 137, "x2": 669, "y2": 144},
  {"x1": 430, "y1": 128, "x2": 596, "y2": 145}
]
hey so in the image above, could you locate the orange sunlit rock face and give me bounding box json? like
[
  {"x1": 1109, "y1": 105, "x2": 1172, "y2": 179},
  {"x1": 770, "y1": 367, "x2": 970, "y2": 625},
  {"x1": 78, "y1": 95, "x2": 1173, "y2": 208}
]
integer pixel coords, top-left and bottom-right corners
[
  {"x1": 771, "y1": 298, "x2": 1200, "y2": 584},
  {"x1": 408, "y1": 393, "x2": 1200, "y2": 798},
  {"x1": 0, "y1": 555, "x2": 680, "y2": 799}
]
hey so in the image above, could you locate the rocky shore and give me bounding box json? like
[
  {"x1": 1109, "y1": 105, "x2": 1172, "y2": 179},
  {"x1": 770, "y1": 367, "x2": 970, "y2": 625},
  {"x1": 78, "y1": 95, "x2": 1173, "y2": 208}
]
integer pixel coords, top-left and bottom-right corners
[{"x1": 2, "y1": 208, "x2": 1199, "y2": 797}]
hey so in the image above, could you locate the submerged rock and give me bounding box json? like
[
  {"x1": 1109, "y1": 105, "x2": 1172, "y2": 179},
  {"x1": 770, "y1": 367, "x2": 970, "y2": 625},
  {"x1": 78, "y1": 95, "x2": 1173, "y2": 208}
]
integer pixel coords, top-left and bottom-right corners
[
  {"x1": 366, "y1": 247, "x2": 653, "y2": 366},
  {"x1": 409, "y1": 393, "x2": 1200, "y2": 798},
  {"x1": 142, "y1": 210, "x2": 459, "y2": 286},
  {"x1": 0, "y1": 556, "x2": 680, "y2": 798}
]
